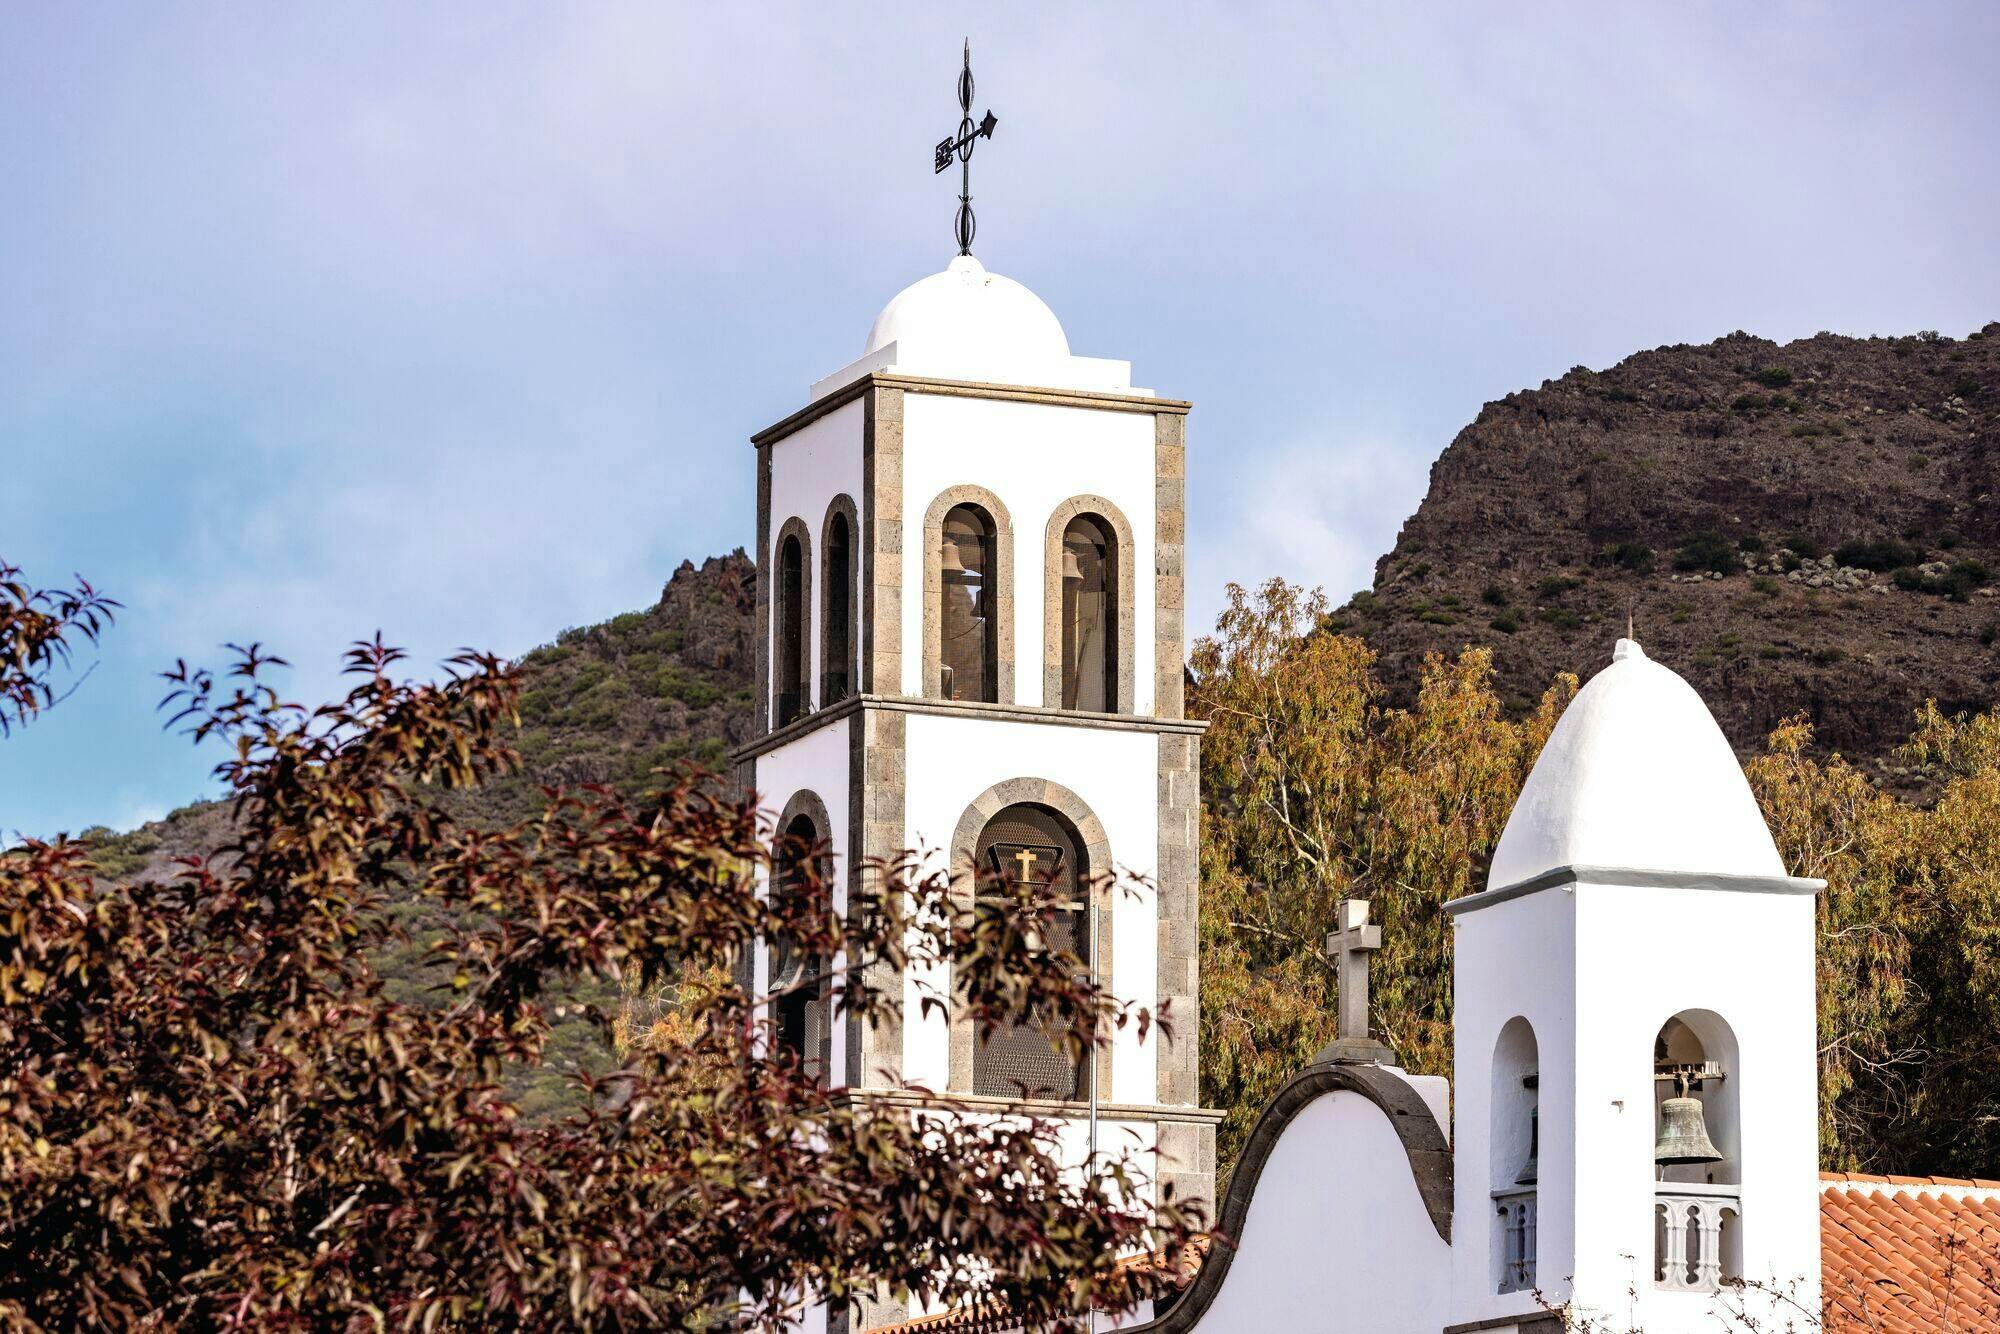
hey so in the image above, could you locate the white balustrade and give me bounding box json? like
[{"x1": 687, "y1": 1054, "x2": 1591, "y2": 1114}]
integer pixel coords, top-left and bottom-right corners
[
  {"x1": 1655, "y1": 1183, "x2": 1739, "y2": 1292},
  {"x1": 1494, "y1": 1188, "x2": 1538, "y2": 1293}
]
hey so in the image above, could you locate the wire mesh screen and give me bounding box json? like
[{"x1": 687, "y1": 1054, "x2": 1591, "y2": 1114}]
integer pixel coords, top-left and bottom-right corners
[{"x1": 972, "y1": 805, "x2": 1089, "y2": 1100}]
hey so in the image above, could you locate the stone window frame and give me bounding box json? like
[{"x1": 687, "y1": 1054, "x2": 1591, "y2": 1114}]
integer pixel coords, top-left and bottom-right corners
[
  {"x1": 946, "y1": 777, "x2": 1115, "y2": 1101},
  {"x1": 922, "y1": 484, "x2": 1015, "y2": 704},
  {"x1": 1041, "y1": 494, "x2": 1138, "y2": 715},
  {"x1": 772, "y1": 516, "x2": 814, "y2": 725},
  {"x1": 771, "y1": 787, "x2": 836, "y2": 1083},
  {"x1": 820, "y1": 494, "x2": 859, "y2": 707}
]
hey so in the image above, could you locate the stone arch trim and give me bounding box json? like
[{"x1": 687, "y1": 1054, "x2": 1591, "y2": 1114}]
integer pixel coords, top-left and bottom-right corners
[
  {"x1": 819, "y1": 494, "x2": 860, "y2": 706},
  {"x1": 771, "y1": 787, "x2": 835, "y2": 1082},
  {"x1": 946, "y1": 777, "x2": 1114, "y2": 1098},
  {"x1": 921, "y1": 484, "x2": 1015, "y2": 703},
  {"x1": 772, "y1": 515, "x2": 814, "y2": 723},
  {"x1": 1126, "y1": 1061, "x2": 1454, "y2": 1334},
  {"x1": 1041, "y1": 493, "x2": 1138, "y2": 714}
]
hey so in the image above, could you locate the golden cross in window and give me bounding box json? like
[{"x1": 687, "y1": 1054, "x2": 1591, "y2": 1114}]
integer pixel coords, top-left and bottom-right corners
[{"x1": 1013, "y1": 847, "x2": 1039, "y2": 882}]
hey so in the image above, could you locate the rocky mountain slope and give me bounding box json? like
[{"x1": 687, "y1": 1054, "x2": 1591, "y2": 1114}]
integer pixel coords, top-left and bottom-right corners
[
  {"x1": 87, "y1": 550, "x2": 758, "y2": 882},
  {"x1": 1335, "y1": 323, "x2": 2000, "y2": 782}
]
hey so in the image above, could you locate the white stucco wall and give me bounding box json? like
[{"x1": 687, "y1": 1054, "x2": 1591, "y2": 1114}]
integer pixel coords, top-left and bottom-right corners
[
  {"x1": 1449, "y1": 878, "x2": 1821, "y2": 1331},
  {"x1": 1190, "y1": 1090, "x2": 1452, "y2": 1333},
  {"x1": 899, "y1": 711, "x2": 1161, "y2": 1105},
  {"x1": 1451, "y1": 883, "x2": 1580, "y2": 1327},
  {"x1": 1570, "y1": 879, "x2": 1820, "y2": 1331},
  {"x1": 766, "y1": 397, "x2": 865, "y2": 718},
  {"x1": 897, "y1": 393, "x2": 1159, "y2": 713}
]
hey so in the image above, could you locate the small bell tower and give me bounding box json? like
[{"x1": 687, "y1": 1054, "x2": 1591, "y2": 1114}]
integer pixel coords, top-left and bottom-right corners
[{"x1": 1444, "y1": 638, "x2": 1824, "y2": 1331}]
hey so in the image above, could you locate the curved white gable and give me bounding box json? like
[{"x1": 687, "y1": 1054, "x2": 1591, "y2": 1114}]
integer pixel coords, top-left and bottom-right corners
[{"x1": 1487, "y1": 638, "x2": 1785, "y2": 889}]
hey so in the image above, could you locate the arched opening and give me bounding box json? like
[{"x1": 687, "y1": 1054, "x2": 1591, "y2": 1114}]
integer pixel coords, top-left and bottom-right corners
[
  {"x1": 940, "y1": 504, "x2": 998, "y2": 703},
  {"x1": 774, "y1": 530, "x2": 808, "y2": 726},
  {"x1": 770, "y1": 810, "x2": 828, "y2": 1077},
  {"x1": 971, "y1": 802, "x2": 1090, "y2": 1099},
  {"x1": 1652, "y1": 1010, "x2": 1742, "y2": 1292},
  {"x1": 1058, "y1": 514, "x2": 1117, "y2": 712},
  {"x1": 822, "y1": 506, "x2": 852, "y2": 705},
  {"x1": 1491, "y1": 1017, "x2": 1540, "y2": 1294}
]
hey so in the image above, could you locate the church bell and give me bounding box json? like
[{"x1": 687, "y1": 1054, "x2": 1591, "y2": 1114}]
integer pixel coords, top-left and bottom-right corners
[
  {"x1": 1515, "y1": 1104, "x2": 1539, "y2": 1186},
  {"x1": 1653, "y1": 1071, "x2": 1724, "y2": 1167}
]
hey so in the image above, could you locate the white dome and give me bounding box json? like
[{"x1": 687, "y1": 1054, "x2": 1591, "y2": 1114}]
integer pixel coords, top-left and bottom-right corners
[
  {"x1": 1487, "y1": 638, "x2": 1786, "y2": 889},
  {"x1": 863, "y1": 254, "x2": 1071, "y2": 373}
]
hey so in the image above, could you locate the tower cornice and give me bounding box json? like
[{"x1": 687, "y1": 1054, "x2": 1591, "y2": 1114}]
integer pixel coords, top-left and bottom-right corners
[
  {"x1": 730, "y1": 689, "x2": 1207, "y2": 765},
  {"x1": 752, "y1": 371, "x2": 1190, "y2": 450}
]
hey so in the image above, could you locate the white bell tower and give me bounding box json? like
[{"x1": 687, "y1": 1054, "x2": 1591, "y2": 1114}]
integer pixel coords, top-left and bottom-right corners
[
  {"x1": 1445, "y1": 638, "x2": 1824, "y2": 1332},
  {"x1": 734, "y1": 249, "x2": 1218, "y2": 1328}
]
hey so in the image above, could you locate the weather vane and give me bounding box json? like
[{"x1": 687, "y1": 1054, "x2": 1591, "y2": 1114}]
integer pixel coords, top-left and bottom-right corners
[{"x1": 933, "y1": 40, "x2": 998, "y2": 256}]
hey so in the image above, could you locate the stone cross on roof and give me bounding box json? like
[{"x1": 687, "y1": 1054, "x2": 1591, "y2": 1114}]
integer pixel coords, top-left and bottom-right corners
[{"x1": 1317, "y1": 897, "x2": 1396, "y2": 1066}]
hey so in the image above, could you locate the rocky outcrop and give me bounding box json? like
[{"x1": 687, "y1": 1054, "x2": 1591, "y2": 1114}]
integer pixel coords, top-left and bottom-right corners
[{"x1": 1342, "y1": 323, "x2": 2000, "y2": 784}]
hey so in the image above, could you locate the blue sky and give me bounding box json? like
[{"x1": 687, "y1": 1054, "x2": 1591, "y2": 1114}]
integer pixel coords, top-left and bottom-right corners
[{"x1": 4, "y1": 3, "x2": 1997, "y2": 839}]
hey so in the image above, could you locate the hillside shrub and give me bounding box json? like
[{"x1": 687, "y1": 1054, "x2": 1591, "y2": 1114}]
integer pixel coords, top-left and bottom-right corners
[
  {"x1": 1893, "y1": 559, "x2": 1991, "y2": 601},
  {"x1": 1672, "y1": 529, "x2": 1739, "y2": 576},
  {"x1": 1836, "y1": 537, "x2": 1924, "y2": 572},
  {"x1": 1600, "y1": 541, "x2": 1655, "y2": 573},
  {"x1": 1784, "y1": 533, "x2": 1827, "y2": 560},
  {"x1": 1753, "y1": 367, "x2": 1795, "y2": 388},
  {"x1": 1538, "y1": 606, "x2": 1583, "y2": 630}
]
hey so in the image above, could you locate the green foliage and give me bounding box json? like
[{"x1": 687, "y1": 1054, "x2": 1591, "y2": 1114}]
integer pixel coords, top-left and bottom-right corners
[
  {"x1": 1893, "y1": 559, "x2": 1991, "y2": 600},
  {"x1": 1538, "y1": 606, "x2": 1583, "y2": 630},
  {"x1": 1672, "y1": 529, "x2": 1740, "y2": 575},
  {"x1": 1784, "y1": 532, "x2": 1826, "y2": 560},
  {"x1": 1480, "y1": 584, "x2": 1510, "y2": 607},
  {"x1": 1600, "y1": 541, "x2": 1655, "y2": 573},
  {"x1": 1189, "y1": 579, "x2": 1576, "y2": 1174},
  {"x1": 1537, "y1": 573, "x2": 1583, "y2": 599},
  {"x1": 1835, "y1": 537, "x2": 1924, "y2": 573},
  {"x1": 1489, "y1": 613, "x2": 1522, "y2": 634},
  {"x1": 1752, "y1": 366, "x2": 1795, "y2": 388},
  {"x1": 1195, "y1": 577, "x2": 2000, "y2": 1185}
]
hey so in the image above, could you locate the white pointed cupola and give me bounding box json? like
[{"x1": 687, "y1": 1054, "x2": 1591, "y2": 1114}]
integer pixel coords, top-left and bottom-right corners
[
  {"x1": 1489, "y1": 638, "x2": 1785, "y2": 890},
  {"x1": 1446, "y1": 637, "x2": 1825, "y2": 1333}
]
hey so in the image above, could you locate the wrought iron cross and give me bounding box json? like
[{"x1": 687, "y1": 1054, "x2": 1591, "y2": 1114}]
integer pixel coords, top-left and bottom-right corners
[{"x1": 934, "y1": 39, "x2": 998, "y2": 255}]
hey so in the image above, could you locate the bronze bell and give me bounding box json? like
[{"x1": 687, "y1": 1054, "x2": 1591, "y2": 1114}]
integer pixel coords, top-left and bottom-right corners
[
  {"x1": 1654, "y1": 1090, "x2": 1723, "y2": 1166},
  {"x1": 1516, "y1": 1104, "x2": 1539, "y2": 1186}
]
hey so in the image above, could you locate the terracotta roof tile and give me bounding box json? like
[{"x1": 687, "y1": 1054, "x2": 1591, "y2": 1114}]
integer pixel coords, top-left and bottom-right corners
[{"x1": 1822, "y1": 1176, "x2": 2000, "y2": 1332}]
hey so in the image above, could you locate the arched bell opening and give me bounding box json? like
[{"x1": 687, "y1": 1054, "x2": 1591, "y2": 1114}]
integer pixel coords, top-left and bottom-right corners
[
  {"x1": 1651, "y1": 1009, "x2": 1742, "y2": 1291},
  {"x1": 1490, "y1": 1016, "x2": 1540, "y2": 1294},
  {"x1": 769, "y1": 796, "x2": 833, "y2": 1083},
  {"x1": 772, "y1": 519, "x2": 812, "y2": 727}
]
